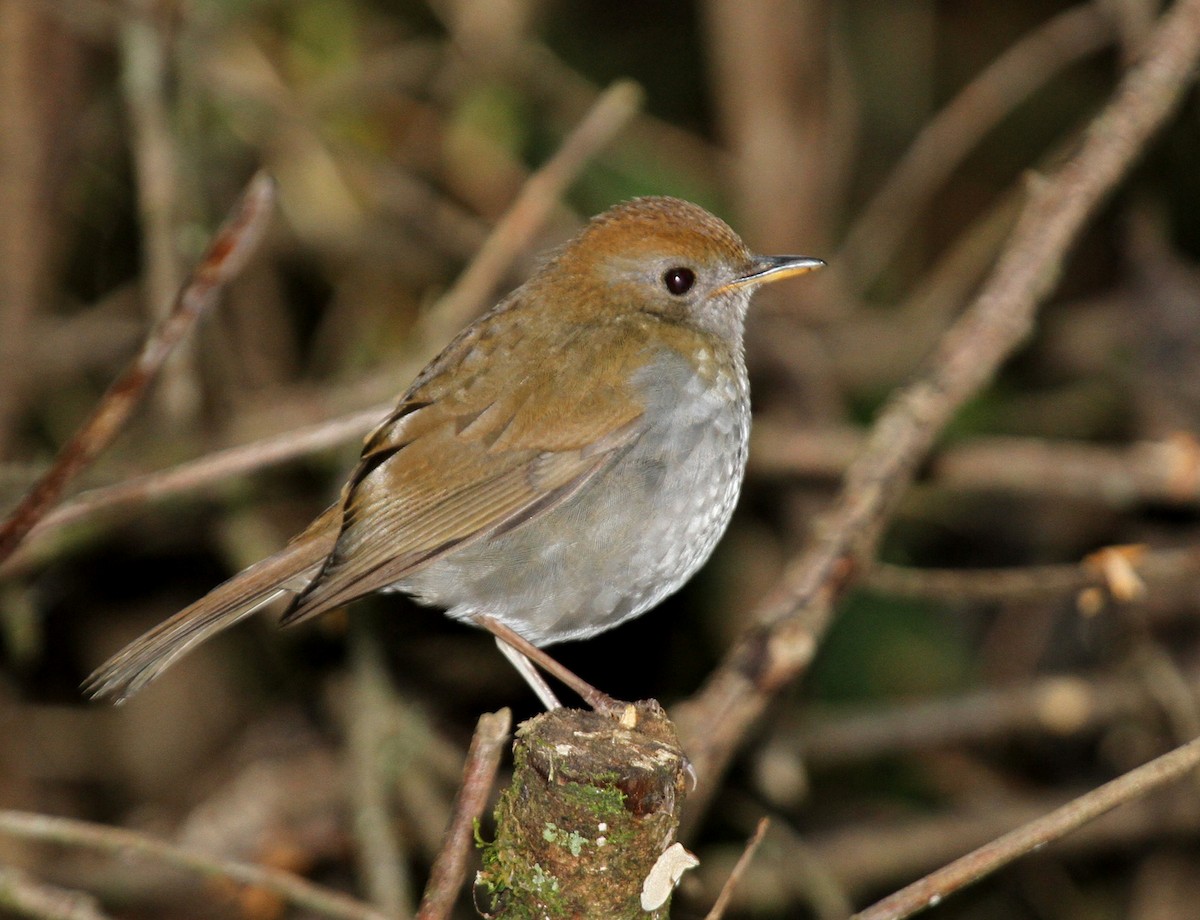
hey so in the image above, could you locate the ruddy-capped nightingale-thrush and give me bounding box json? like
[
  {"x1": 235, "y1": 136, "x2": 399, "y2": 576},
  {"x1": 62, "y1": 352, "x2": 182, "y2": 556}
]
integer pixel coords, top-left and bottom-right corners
[{"x1": 85, "y1": 196, "x2": 823, "y2": 709}]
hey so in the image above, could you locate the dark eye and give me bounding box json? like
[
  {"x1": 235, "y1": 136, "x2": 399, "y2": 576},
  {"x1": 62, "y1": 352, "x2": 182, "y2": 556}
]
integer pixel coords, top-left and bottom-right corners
[{"x1": 663, "y1": 267, "x2": 695, "y2": 296}]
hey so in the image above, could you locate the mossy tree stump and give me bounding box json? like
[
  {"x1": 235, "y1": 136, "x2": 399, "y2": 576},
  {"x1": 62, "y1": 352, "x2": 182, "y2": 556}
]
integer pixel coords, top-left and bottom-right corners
[{"x1": 478, "y1": 700, "x2": 691, "y2": 918}]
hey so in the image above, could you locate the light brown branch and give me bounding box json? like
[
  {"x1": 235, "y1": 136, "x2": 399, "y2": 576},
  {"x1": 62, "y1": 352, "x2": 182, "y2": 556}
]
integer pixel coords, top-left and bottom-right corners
[
  {"x1": 118, "y1": 0, "x2": 191, "y2": 420},
  {"x1": 702, "y1": 0, "x2": 836, "y2": 249},
  {"x1": 703, "y1": 817, "x2": 770, "y2": 920},
  {"x1": 0, "y1": 867, "x2": 113, "y2": 920},
  {"x1": 794, "y1": 671, "x2": 1179, "y2": 766},
  {"x1": 418, "y1": 78, "x2": 642, "y2": 345},
  {"x1": 724, "y1": 780, "x2": 1200, "y2": 910},
  {"x1": 851, "y1": 735, "x2": 1200, "y2": 919},
  {"x1": 863, "y1": 543, "x2": 1200, "y2": 606},
  {"x1": 0, "y1": 172, "x2": 275, "y2": 565},
  {"x1": 348, "y1": 621, "x2": 415, "y2": 915},
  {"x1": 0, "y1": 811, "x2": 390, "y2": 920},
  {"x1": 45, "y1": 406, "x2": 384, "y2": 530},
  {"x1": 416, "y1": 708, "x2": 511, "y2": 920},
  {"x1": 836, "y1": 2, "x2": 1115, "y2": 293},
  {"x1": 0, "y1": 4, "x2": 57, "y2": 451},
  {"x1": 0, "y1": 404, "x2": 387, "y2": 579},
  {"x1": 754, "y1": 425, "x2": 1200, "y2": 508}
]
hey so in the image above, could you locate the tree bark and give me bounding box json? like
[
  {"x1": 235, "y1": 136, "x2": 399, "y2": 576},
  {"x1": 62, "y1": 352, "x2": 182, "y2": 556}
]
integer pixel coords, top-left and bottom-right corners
[{"x1": 478, "y1": 702, "x2": 690, "y2": 919}]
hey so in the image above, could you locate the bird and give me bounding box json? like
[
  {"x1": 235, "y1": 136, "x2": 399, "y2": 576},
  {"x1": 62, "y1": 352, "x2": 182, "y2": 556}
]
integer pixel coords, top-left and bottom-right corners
[{"x1": 85, "y1": 196, "x2": 823, "y2": 709}]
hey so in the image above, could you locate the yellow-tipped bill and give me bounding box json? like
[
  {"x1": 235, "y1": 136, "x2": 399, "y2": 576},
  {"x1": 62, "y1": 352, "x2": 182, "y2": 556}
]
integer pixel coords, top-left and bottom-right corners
[{"x1": 719, "y1": 255, "x2": 825, "y2": 293}]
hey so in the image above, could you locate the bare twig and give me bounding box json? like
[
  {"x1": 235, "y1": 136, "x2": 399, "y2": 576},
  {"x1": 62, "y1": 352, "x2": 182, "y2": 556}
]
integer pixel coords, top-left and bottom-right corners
[
  {"x1": 348, "y1": 621, "x2": 415, "y2": 915},
  {"x1": 416, "y1": 708, "x2": 511, "y2": 920},
  {"x1": 675, "y1": 0, "x2": 1200, "y2": 814},
  {"x1": 0, "y1": 172, "x2": 275, "y2": 565},
  {"x1": 703, "y1": 817, "x2": 770, "y2": 920},
  {"x1": 0, "y1": 404, "x2": 387, "y2": 579},
  {"x1": 794, "y1": 672, "x2": 1177, "y2": 766},
  {"x1": 753, "y1": 424, "x2": 1200, "y2": 508},
  {"x1": 31, "y1": 406, "x2": 386, "y2": 536},
  {"x1": 1129, "y1": 640, "x2": 1200, "y2": 753},
  {"x1": 863, "y1": 544, "x2": 1200, "y2": 605},
  {"x1": 0, "y1": 811, "x2": 390, "y2": 920},
  {"x1": 118, "y1": 0, "x2": 190, "y2": 419},
  {"x1": 836, "y1": 2, "x2": 1115, "y2": 293},
  {"x1": 418, "y1": 78, "x2": 643, "y2": 345},
  {"x1": 0, "y1": 4, "x2": 57, "y2": 452},
  {"x1": 702, "y1": 0, "x2": 836, "y2": 249},
  {"x1": 721, "y1": 779, "x2": 1200, "y2": 910},
  {"x1": 851, "y1": 735, "x2": 1200, "y2": 919},
  {"x1": 928, "y1": 434, "x2": 1200, "y2": 505},
  {"x1": 0, "y1": 867, "x2": 113, "y2": 920}
]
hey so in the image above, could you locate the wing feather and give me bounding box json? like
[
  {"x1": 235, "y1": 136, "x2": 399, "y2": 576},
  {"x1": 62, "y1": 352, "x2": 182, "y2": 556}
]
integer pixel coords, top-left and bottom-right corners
[{"x1": 281, "y1": 314, "x2": 652, "y2": 625}]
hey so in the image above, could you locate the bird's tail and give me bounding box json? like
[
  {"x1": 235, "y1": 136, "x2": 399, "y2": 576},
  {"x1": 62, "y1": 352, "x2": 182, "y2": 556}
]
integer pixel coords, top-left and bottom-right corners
[{"x1": 84, "y1": 510, "x2": 340, "y2": 703}]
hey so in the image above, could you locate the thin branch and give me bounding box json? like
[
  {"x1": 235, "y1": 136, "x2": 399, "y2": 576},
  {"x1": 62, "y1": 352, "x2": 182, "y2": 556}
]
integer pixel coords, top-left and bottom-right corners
[
  {"x1": 348, "y1": 621, "x2": 416, "y2": 915},
  {"x1": 851, "y1": 735, "x2": 1200, "y2": 919},
  {"x1": 795, "y1": 671, "x2": 1179, "y2": 766},
  {"x1": 0, "y1": 3, "x2": 56, "y2": 452},
  {"x1": 867, "y1": 559, "x2": 1100, "y2": 603},
  {"x1": 836, "y1": 2, "x2": 1115, "y2": 293},
  {"x1": 728, "y1": 780, "x2": 1200, "y2": 910},
  {"x1": 703, "y1": 817, "x2": 770, "y2": 920},
  {"x1": 0, "y1": 811, "x2": 391, "y2": 920},
  {"x1": 675, "y1": 0, "x2": 1200, "y2": 815},
  {"x1": 929, "y1": 434, "x2": 1200, "y2": 506},
  {"x1": 416, "y1": 708, "x2": 511, "y2": 920},
  {"x1": 753, "y1": 425, "x2": 1200, "y2": 508},
  {"x1": 417, "y1": 78, "x2": 643, "y2": 345},
  {"x1": 863, "y1": 544, "x2": 1200, "y2": 606},
  {"x1": 118, "y1": 0, "x2": 191, "y2": 419},
  {"x1": 0, "y1": 171, "x2": 275, "y2": 565},
  {"x1": 701, "y1": 0, "x2": 837, "y2": 249},
  {"x1": 0, "y1": 867, "x2": 113, "y2": 920},
  {"x1": 30, "y1": 406, "x2": 387, "y2": 535},
  {"x1": 0, "y1": 404, "x2": 386, "y2": 580}
]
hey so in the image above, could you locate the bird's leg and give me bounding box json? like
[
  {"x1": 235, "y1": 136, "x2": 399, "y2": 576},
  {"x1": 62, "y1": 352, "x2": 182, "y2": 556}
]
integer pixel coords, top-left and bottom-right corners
[
  {"x1": 495, "y1": 639, "x2": 562, "y2": 710},
  {"x1": 476, "y1": 614, "x2": 622, "y2": 714}
]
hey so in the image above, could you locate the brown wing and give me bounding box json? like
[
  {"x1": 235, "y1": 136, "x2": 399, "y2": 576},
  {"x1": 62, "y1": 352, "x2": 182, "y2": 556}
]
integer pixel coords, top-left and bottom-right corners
[{"x1": 280, "y1": 309, "x2": 650, "y2": 624}]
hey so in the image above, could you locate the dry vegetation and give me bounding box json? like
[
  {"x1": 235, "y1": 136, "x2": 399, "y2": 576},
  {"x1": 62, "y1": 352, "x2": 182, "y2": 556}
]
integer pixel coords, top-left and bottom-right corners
[{"x1": 3, "y1": 0, "x2": 1200, "y2": 917}]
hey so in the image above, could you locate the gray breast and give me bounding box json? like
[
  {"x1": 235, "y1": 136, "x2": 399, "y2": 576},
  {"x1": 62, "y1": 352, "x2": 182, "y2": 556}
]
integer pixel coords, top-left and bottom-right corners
[{"x1": 396, "y1": 347, "x2": 750, "y2": 646}]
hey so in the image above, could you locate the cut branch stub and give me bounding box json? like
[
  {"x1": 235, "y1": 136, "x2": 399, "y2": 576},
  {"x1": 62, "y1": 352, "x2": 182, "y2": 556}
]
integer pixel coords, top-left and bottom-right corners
[{"x1": 478, "y1": 701, "x2": 690, "y2": 919}]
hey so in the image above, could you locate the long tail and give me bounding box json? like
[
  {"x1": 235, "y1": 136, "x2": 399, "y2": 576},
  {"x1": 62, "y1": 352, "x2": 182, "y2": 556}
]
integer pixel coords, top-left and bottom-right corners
[{"x1": 84, "y1": 510, "x2": 340, "y2": 703}]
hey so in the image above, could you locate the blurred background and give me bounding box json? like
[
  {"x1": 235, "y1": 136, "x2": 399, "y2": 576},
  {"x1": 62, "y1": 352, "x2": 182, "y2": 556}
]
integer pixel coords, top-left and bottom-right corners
[{"x1": 3, "y1": 0, "x2": 1200, "y2": 917}]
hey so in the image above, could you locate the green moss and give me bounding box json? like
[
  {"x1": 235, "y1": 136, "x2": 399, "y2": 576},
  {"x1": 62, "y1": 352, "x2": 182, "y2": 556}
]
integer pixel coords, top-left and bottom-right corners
[
  {"x1": 477, "y1": 850, "x2": 568, "y2": 918},
  {"x1": 561, "y1": 779, "x2": 627, "y2": 817},
  {"x1": 478, "y1": 781, "x2": 571, "y2": 916}
]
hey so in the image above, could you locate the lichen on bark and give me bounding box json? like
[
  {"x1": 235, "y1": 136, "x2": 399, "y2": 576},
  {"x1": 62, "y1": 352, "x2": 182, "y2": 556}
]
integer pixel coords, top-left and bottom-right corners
[{"x1": 477, "y1": 701, "x2": 690, "y2": 918}]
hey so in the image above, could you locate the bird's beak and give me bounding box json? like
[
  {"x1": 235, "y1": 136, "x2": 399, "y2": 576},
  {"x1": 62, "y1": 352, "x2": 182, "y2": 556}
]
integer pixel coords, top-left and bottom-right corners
[{"x1": 720, "y1": 255, "x2": 826, "y2": 293}]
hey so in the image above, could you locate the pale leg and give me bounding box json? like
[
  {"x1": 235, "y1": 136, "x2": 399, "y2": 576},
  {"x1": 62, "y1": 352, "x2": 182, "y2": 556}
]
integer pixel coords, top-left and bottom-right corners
[
  {"x1": 476, "y1": 614, "x2": 620, "y2": 713},
  {"x1": 496, "y1": 638, "x2": 562, "y2": 710}
]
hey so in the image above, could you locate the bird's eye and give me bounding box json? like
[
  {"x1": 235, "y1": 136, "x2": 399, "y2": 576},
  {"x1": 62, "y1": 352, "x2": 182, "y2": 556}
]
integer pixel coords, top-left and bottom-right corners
[{"x1": 663, "y1": 267, "x2": 695, "y2": 296}]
